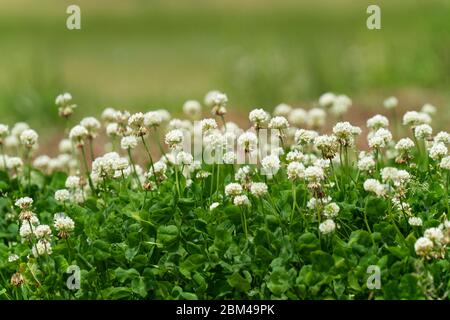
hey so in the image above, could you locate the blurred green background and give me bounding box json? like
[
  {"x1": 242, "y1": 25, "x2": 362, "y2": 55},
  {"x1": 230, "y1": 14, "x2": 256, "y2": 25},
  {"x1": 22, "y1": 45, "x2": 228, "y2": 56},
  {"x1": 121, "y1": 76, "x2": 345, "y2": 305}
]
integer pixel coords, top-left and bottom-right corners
[{"x1": 0, "y1": 0, "x2": 449, "y2": 138}]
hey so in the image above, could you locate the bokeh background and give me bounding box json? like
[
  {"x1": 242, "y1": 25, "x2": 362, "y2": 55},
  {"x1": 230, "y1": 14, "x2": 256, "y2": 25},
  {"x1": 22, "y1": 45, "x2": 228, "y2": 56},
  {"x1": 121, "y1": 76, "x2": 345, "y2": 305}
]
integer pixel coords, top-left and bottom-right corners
[{"x1": 0, "y1": 0, "x2": 449, "y2": 141}]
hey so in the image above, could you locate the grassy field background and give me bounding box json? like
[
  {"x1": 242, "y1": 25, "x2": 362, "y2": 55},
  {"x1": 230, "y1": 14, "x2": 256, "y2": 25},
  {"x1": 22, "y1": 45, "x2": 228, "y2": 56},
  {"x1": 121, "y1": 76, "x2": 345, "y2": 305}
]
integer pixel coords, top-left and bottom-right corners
[{"x1": 0, "y1": 0, "x2": 449, "y2": 138}]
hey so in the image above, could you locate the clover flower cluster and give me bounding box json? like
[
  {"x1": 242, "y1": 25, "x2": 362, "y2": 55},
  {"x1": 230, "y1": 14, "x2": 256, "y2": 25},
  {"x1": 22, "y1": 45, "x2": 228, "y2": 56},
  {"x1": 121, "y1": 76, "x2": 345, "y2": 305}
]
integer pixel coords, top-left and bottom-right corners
[
  {"x1": 415, "y1": 221, "x2": 450, "y2": 260},
  {"x1": 2, "y1": 90, "x2": 450, "y2": 267}
]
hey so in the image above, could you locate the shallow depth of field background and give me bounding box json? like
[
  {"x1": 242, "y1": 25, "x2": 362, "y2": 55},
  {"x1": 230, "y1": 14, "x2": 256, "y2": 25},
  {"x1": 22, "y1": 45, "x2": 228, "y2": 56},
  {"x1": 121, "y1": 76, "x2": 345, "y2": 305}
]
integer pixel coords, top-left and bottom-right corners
[{"x1": 0, "y1": 0, "x2": 449, "y2": 141}]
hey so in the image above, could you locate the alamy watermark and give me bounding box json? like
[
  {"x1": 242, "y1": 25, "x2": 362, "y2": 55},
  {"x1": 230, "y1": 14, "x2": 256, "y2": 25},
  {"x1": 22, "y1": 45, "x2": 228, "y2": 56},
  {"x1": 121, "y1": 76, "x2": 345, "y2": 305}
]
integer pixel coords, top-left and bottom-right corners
[{"x1": 66, "y1": 265, "x2": 81, "y2": 290}]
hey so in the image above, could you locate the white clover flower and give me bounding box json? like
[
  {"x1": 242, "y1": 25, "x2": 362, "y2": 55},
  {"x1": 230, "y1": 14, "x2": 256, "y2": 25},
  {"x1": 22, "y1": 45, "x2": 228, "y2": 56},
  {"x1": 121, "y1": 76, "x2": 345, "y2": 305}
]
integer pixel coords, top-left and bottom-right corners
[
  {"x1": 6, "y1": 157, "x2": 23, "y2": 170},
  {"x1": 69, "y1": 125, "x2": 88, "y2": 145},
  {"x1": 223, "y1": 151, "x2": 236, "y2": 164},
  {"x1": 80, "y1": 117, "x2": 101, "y2": 138},
  {"x1": 20, "y1": 129, "x2": 38, "y2": 147},
  {"x1": 0, "y1": 124, "x2": 9, "y2": 139},
  {"x1": 319, "y1": 219, "x2": 336, "y2": 234},
  {"x1": 165, "y1": 129, "x2": 184, "y2": 150},
  {"x1": 196, "y1": 170, "x2": 211, "y2": 179},
  {"x1": 237, "y1": 132, "x2": 258, "y2": 152},
  {"x1": 11, "y1": 122, "x2": 29, "y2": 137},
  {"x1": 233, "y1": 195, "x2": 251, "y2": 207},
  {"x1": 144, "y1": 111, "x2": 163, "y2": 127},
  {"x1": 330, "y1": 95, "x2": 352, "y2": 117},
  {"x1": 434, "y1": 131, "x2": 450, "y2": 144},
  {"x1": 308, "y1": 196, "x2": 332, "y2": 210},
  {"x1": 286, "y1": 150, "x2": 304, "y2": 163},
  {"x1": 314, "y1": 135, "x2": 338, "y2": 159},
  {"x1": 33, "y1": 155, "x2": 50, "y2": 171},
  {"x1": 295, "y1": 129, "x2": 318, "y2": 145},
  {"x1": 249, "y1": 108, "x2": 270, "y2": 127},
  {"x1": 304, "y1": 166, "x2": 324, "y2": 186},
  {"x1": 367, "y1": 114, "x2": 389, "y2": 131},
  {"x1": 368, "y1": 128, "x2": 392, "y2": 149},
  {"x1": 307, "y1": 108, "x2": 326, "y2": 129},
  {"x1": 113, "y1": 110, "x2": 131, "y2": 124},
  {"x1": 204, "y1": 90, "x2": 221, "y2": 108},
  {"x1": 415, "y1": 237, "x2": 433, "y2": 257},
  {"x1": 429, "y1": 143, "x2": 448, "y2": 160},
  {"x1": 19, "y1": 223, "x2": 33, "y2": 239},
  {"x1": 333, "y1": 122, "x2": 360, "y2": 146},
  {"x1": 4, "y1": 135, "x2": 19, "y2": 148},
  {"x1": 288, "y1": 108, "x2": 307, "y2": 127},
  {"x1": 381, "y1": 167, "x2": 410, "y2": 187},
  {"x1": 209, "y1": 202, "x2": 220, "y2": 211},
  {"x1": 54, "y1": 213, "x2": 75, "y2": 237},
  {"x1": 424, "y1": 227, "x2": 444, "y2": 245},
  {"x1": 34, "y1": 224, "x2": 52, "y2": 239},
  {"x1": 183, "y1": 100, "x2": 202, "y2": 118},
  {"x1": 58, "y1": 139, "x2": 72, "y2": 154},
  {"x1": 261, "y1": 154, "x2": 280, "y2": 175},
  {"x1": 414, "y1": 124, "x2": 433, "y2": 140},
  {"x1": 395, "y1": 138, "x2": 415, "y2": 152},
  {"x1": 65, "y1": 175, "x2": 81, "y2": 189},
  {"x1": 203, "y1": 131, "x2": 225, "y2": 150},
  {"x1": 176, "y1": 151, "x2": 193, "y2": 166},
  {"x1": 287, "y1": 161, "x2": 305, "y2": 180},
  {"x1": 8, "y1": 254, "x2": 19, "y2": 263},
  {"x1": 318, "y1": 92, "x2": 336, "y2": 108},
  {"x1": 268, "y1": 116, "x2": 289, "y2": 130},
  {"x1": 32, "y1": 239, "x2": 52, "y2": 257},
  {"x1": 225, "y1": 183, "x2": 243, "y2": 197},
  {"x1": 250, "y1": 182, "x2": 268, "y2": 197},
  {"x1": 235, "y1": 166, "x2": 253, "y2": 183},
  {"x1": 323, "y1": 203, "x2": 340, "y2": 218},
  {"x1": 357, "y1": 155, "x2": 375, "y2": 172},
  {"x1": 273, "y1": 103, "x2": 292, "y2": 117},
  {"x1": 440, "y1": 156, "x2": 450, "y2": 170},
  {"x1": 200, "y1": 118, "x2": 218, "y2": 134},
  {"x1": 383, "y1": 96, "x2": 398, "y2": 109},
  {"x1": 128, "y1": 112, "x2": 145, "y2": 129},
  {"x1": 168, "y1": 119, "x2": 192, "y2": 131},
  {"x1": 403, "y1": 111, "x2": 431, "y2": 126},
  {"x1": 55, "y1": 189, "x2": 70, "y2": 202},
  {"x1": 101, "y1": 107, "x2": 117, "y2": 123},
  {"x1": 153, "y1": 161, "x2": 167, "y2": 175},
  {"x1": 155, "y1": 109, "x2": 171, "y2": 122},
  {"x1": 55, "y1": 92, "x2": 72, "y2": 106},
  {"x1": 363, "y1": 179, "x2": 385, "y2": 197},
  {"x1": 15, "y1": 197, "x2": 33, "y2": 210},
  {"x1": 121, "y1": 135, "x2": 138, "y2": 150},
  {"x1": 106, "y1": 123, "x2": 120, "y2": 137},
  {"x1": 408, "y1": 217, "x2": 423, "y2": 227},
  {"x1": 421, "y1": 103, "x2": 436, "y2": 116},
  {"x1": 211, "y1": 92, "x2": 228, "y2": 116}
]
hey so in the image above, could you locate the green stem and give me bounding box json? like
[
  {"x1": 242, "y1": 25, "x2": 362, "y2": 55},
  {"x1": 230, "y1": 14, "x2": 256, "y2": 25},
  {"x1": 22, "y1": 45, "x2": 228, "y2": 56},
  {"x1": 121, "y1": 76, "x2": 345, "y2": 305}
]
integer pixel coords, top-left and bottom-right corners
[
  {"x1": 80, "y1": 146, "x2": 96, "y2": 194},
  {"x1": 127, "y1": 149, "x2": 142, "y2": 190}
]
